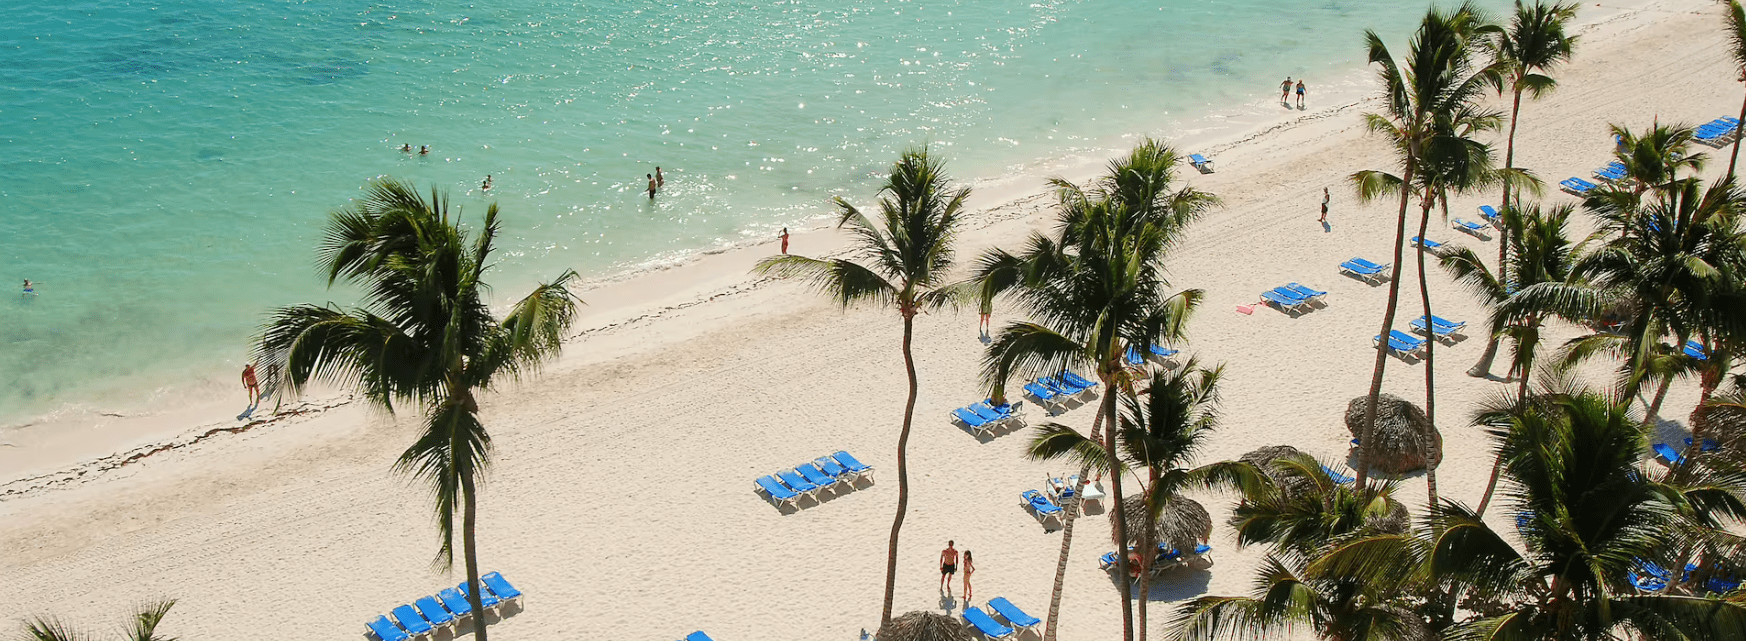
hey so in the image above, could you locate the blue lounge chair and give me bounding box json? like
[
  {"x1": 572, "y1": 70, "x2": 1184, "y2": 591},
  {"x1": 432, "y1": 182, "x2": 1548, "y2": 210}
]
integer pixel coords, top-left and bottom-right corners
[
  {"x1": 1653, "y1": 443, "x2": 1685, "y2": 466},
  {"x1": 1684, "y1": 437, "x2": 1721, "y2": 452},
  {"x1": 1452, "y1": 218, "x2": 1488, "y2": 236},
  {"x1": 1285, "y1": 282, "x2": 1327, "y2": 300},
  {"x1": 1022, "y1": 489, "x2": 1064, "y2": 523},
  {"x1": 988, "y1": 597, "x2": 1042, "y2": 631},
  {"x1": 685, "y1": 632, "x2": 717, "y2": 641},
  {"x1": 1322, "y1": 464, "x2": 1355, "y2": 484},
  {"x1": 1630, "y1": 561, "x2": 1670, "y2": 592},
  {"x1": 1708, "y1": 575, "x2": 1742, "y2": 594},
  {"x1": 1061, "y1": 371, "x2": 1099, "y2": 390},
  {"x1": 776, "y1": 469, "x2": 820, "y2": 496},
  {"x1": 979, "y1": 399, "x2": 1020, "y2": 416},
  {"x1": 1410, "y1": 315, "x2": 1465, "y2": 340},
  {"x1": 953, "y1": 407, "x2": 999, "y2": 434},
  {"x1": 796, "y1": 462, "x2": 840, "y2": 488},
  {"x1": 480, "y1": 572, "x2": 523, "y2": 604},
  {"x1": 967, "y1": 402, "x2": 1016, "y2": 429},
  {"x1": 1594, "y1": 164, "x2": 1627, "y2": 182},
  {"x1": 963, "y1": 606, "x2": 1016, "y2": 639},
  {"x1": 437, "y1": 587, "x2": 474, "y2": 620},
  {"x1": 1098, "y1": 551, "x2": 1118, "y2": 570},
  {"x1": 414, "y1": 595, "x2": 456, "y2": 631},
  {"x1": 1560, "y1": 177, "x2": 1598, "y2": 195},
  {"x1": 832, "y1": 451, "x2": 874, "y2": 481},
  {"x1": 1339, "y1": 257, "x2": 1390, "y2": 282},
  {"x1": 1124, "y1": 346, "x2": 1147, "y2": 367},
  {"x1": 755, "y1": 475, "x2": 804, "y2": 509},
  {"x1": 1189, "y1": 153, "x2": 1213, "y2": 172},
  {"x1": 1022, "y1": 381, "x2": 1062, "y2": 406},
  {"x1": 367, "y1": 615, "x2": 412, "y2": 641},
  {"x1": 1261, "y1": 288, "x2": 1311, "y2": 313},
  {"x1": 1410, "y1": 236, "x2": 1444, "y2": 251},
  {"x1": 391, "y1": 604, "x2": 436, "y2": 638},
  {"x1": 460, "y1": 579, "x2": 502, "y2": 610},
  {"x1": 1375, "y1": 329, "x2": 1427, "y2": 359},
  {"x1": 1149, "y1": 344, "x2": 1180, "y2": 359},
  {"x1": 1514, "y1": 511, "x2": 1533, "y2": 533},
  {"x1": 1684, "y1": 340, "x2": 1708, "y2": 361},
  {"x1": 813, "y1": 455, "x2": 850, "y2": 480},
  {"x1": 1478, "y1": 204, "x2": 1500, "y2": 224}
]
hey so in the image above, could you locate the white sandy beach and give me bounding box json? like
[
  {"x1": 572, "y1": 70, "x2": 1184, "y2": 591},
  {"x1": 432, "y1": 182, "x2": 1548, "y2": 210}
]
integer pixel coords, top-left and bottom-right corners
[{"x1": 0, "y1": 0, "x2": 1733, "y2": 638}]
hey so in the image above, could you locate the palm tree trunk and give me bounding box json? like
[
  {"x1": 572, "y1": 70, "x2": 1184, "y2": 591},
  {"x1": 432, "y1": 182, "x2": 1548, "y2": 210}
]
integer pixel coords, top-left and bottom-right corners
[
  {"x1": 461, "y1": 473, "x2": 488, "y2": 641},
  {"x1": 1360, "y1": 159, "x2": 1418, "y2": 487},
  {"x1": 1136, "y1": 475, "x2": 1160, "y2": 641},
  {"x1": 1729, "y1": 87, "x2": 1746, "y2": 180},
  {"x1": 1645, "y1": 374, "x2": 1672, "y2": 428},
  {"x1": 1477, "y1": 327, "x2": 1536, "y2": 517},
  {"x1": 1102, "y1": 386, "x2": 1135, "y2": 641},
  {"x1": 1497, "y1": 86, "x2": 1523, "y2": 286},
  {"x1": 1469, "y1": 335, "x2": 1503, "y2": 378},
  {"x1": 1415, "y1": 190, "x2": 1439, "y2": 510},
  {"x1": 1041, "y1": 410, "x2": 1108, "y2": 641},
  {"x1": 1474, "y1": 451, "x2": 1505, "y2": 517},
  {"x1": 879, "y1": 312, "x2": 920, "y2": 628}
]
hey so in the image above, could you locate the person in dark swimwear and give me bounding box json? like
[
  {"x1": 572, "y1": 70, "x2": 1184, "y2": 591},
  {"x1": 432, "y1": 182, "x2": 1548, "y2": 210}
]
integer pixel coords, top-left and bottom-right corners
[
  {"x1": 1280, "y1": 77, "x2": 1293, "y2": 103},
  {"x1": 1320, "y1": 187, "x2": 1330, "y2": 223},
  {"x1": 647, "y1": 174, "x2": 658, "y2": 199},
  {"x1": 482, "y1": 175, "x2": 493, "y2": 191},
  {"x1": 940, "y1": 541, "x2": 959, "y2": 595},
  {"x1": 400, "y1": 144, "x2": 412, "y2": 153},
  {"x1": 419, "y1": 145, "x2": 430, "y2": 155},
  {"x1": 1296, "y1": 79, "x2": 1307, "y2": 109}
]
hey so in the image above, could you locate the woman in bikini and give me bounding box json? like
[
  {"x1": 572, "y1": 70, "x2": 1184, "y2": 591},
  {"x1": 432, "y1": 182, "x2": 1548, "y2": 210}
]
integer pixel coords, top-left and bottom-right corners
[{"x1": 961, "y1": 550, "x2": 975, "y2": 601}]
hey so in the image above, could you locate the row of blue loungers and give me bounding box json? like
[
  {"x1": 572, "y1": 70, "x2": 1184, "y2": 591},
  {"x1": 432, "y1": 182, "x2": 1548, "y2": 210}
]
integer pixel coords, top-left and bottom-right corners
[
  {"x1": 1374, "y1": 315, "x2": 1466, "y2": 359},
  {"x1": 1629, "y1": 559, "x2": 1741, "y2": 595},
  {"x1": 961, "y1": 597, "x2": 1044, "y2": 639},
  {"x1": 950, "y1": 399, "x2": 1025, "y2": 436},
  {"x1": 1023, "y1": 371, "x2": 1097, "y2": 414},
  {"x1": 1260, "y1": 282, "x2": 1326, "y2": 314},
  {"x1": 366, "y1": 572, "x2": 523, "y2": 641},
  {"x1": 1098, "y1": 543, "x2": 1215, "y2": 578},
  {"x1": 1694, "y1": 116, "x2": 1741, "y2": 145},
  {"x1": 753, "y1": 451, "x2": 874, "y2": 510}
]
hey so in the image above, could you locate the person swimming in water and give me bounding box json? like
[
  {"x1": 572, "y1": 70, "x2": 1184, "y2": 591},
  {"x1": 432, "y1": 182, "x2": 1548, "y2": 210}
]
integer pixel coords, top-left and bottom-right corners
[
  {"x1": 22, "y1": 279, "x2": 34, "y2": 295},
  {"x1": 482, "y1": 175, "x2": 493, "y2": 191},
  {"x1": 419, "y1": 145, "x2": 430, "y2": 155},
  {"x1": 400, "y1": 143, "x2": 412, "y2": 153}
]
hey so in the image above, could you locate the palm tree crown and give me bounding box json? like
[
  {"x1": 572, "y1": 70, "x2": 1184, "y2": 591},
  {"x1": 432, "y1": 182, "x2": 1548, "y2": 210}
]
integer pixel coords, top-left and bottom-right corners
[{"x1": 256, "y1": 179, "x2": 582, "y2": 640}]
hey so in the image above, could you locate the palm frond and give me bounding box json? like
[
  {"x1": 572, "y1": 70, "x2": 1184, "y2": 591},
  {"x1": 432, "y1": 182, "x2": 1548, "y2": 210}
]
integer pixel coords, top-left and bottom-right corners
[{"x1": 752, "y1": 254, "x2": 897, "y2": 310}]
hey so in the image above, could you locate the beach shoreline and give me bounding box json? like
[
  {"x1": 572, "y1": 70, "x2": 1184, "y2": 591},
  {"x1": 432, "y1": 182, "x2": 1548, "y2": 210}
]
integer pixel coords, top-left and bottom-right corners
[{"x1": 1, "y1": 1, "x2": 1726, "y2": 639}]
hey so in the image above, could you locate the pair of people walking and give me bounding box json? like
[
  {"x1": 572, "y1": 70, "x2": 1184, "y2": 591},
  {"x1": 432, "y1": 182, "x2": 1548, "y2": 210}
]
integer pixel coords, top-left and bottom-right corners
[
  {"x1": 939, "y1": 541, "x2": 975, "y2": 600},
  {"x1": 1279, "y1": 77, "x2": 1307, "y2": 109}
]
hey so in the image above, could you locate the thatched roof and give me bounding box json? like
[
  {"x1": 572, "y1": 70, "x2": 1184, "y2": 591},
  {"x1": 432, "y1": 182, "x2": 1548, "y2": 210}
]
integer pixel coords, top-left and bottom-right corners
[
  {"x1": 1240, "y1": 445, "x2": 1313, "y2": 496},
  {"x1": 1345, "y1": 394, "x2": 1443, "y2": 475},
  {"x1": 1115, "y1": 494, "x2": 1211, "y2": 553},
  {"x1": 878, "y1": 611, "x2": 972, "y2": 641}
]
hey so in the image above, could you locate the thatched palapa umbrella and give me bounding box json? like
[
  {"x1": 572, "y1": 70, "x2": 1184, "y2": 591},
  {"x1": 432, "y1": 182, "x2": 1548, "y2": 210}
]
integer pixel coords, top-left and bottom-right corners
[
  {"x1": 877, "y1": 611, "x2": 972, "y2": 641},
  {"x1": 1345, "y1": 393, "x2": 1443, "y2": 475},
  {"x1": 1114, "y1": 493, "x2": 1211, "y2": 554},
  {"x1": 1239, "y1": 445, "x2": 1312, "y2": 496}
]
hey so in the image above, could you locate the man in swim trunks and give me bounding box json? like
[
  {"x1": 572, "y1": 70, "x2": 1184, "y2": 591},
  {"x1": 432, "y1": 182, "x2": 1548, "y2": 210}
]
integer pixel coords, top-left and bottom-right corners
[
  {"x1": 1296, "y1": 79, "x2": 1307, "y2": 109},
  {"x1": 242, "y1": 363, "x2": 260, "y2": 407},
  {"x1": 940, "y1": 540, "x2": 959, "y2": 595},
  {"x1": 1281, "y1": 77, "x2": 1292, "y2": 104},
  {"x1": 647, "y1": 174, "x2": 658, "y2": 199}
]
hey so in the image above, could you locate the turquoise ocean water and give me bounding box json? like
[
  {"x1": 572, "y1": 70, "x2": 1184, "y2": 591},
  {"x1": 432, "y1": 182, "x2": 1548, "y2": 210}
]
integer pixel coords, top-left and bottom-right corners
[{"x1": 0, "y1": 0, "x2": 1501, "y2": 422}]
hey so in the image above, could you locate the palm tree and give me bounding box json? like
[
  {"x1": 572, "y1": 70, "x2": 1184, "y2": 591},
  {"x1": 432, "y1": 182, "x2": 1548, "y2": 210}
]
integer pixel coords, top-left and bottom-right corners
[
  {"x1": 1028, "y1": 363, "x2": 1263, "y2": 641},
  {"x1": 1166, "y1": 457, "x2": 1422, "y2": 641},
  {"x1": 1724, "y1": 1, "x2": 1746, "y2": 180},
  {"x1": 1439, "y1": 202, "x2": 1580, "y2": 515},
  {"x1": 1350, "y1": 2, "x2": 1495, "y2": 488},
  {"x1": 21, "y1": 601, "x2": 177, "y2": 641},
  {"x1": 1514, "y1": 177, "x2": 1746, "y2": 431},
  {"x1": 1485, "y1": 1, "x2": 1578, "y2": 301},
  {"x1": 256, "y1": 180, "x2": 582, "y2": 640},
  {"x1": 1318, "y1": 389, "x2": 1746, "y2": 640},
  {"x1": 977, "y1": 139, "x2": 1213, "y2": 641},
  {"x1": 1608, "y1": 123, "x2": 1707, "y2": 194},
  {"x1": 753, "y1": 148, "x2": 968, "y2": 629}
]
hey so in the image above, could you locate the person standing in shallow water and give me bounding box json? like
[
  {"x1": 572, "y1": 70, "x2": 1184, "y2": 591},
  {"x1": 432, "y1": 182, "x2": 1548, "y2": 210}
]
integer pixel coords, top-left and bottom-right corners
[
  {"x1": 1296, "y1": 79, "x2": 1307, "y2": 109},
  {"x1": 1280, "y1": 77, "x2": 1293, "y2": 103},
  {"x1": 646, "y1": 174, "x2": 658, "y2": 199},
  {"x1": 655, "y1": 166, "x2": 665, "y2": 189}
]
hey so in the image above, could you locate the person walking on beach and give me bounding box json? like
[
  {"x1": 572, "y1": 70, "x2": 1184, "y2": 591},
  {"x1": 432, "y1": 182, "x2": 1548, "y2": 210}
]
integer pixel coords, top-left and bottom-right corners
[
  {"x1": 779, "y1": 227, "x2": 790, "y2": 254},
  {"x1": 1296, "y1": 79, "x2": 1307, "y2": 109},
  {"x1": 655, "y1": 166, "x2": 665, "y2": 189},
  {"x1": 960, "y1": 550, "x2": 975, "y2": 601},
  {"x1": 1320, "y1": 187, "x2": 1330, "y2": 223},
  {"x1": 241, "y1": 363, "x2": 260, "y2": 407},
  {"x1": 1280, "y1": 77, "x2": 1293, "y2": 104},
  {"x1": 978, "y1": 296, "x2": 992, "y2": 337},
  {"x1": 646, "y1": 174, "x2": 658, "y2": 199},
  {"x1": 939, "y1": 541, "x2": 959, "y2": 596}
]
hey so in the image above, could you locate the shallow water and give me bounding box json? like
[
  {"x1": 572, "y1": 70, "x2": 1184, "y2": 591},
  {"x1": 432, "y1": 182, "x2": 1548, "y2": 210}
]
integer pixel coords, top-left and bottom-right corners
[{"x1": 0, "y1": 0, "x2": 1501, "y2": 421}]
